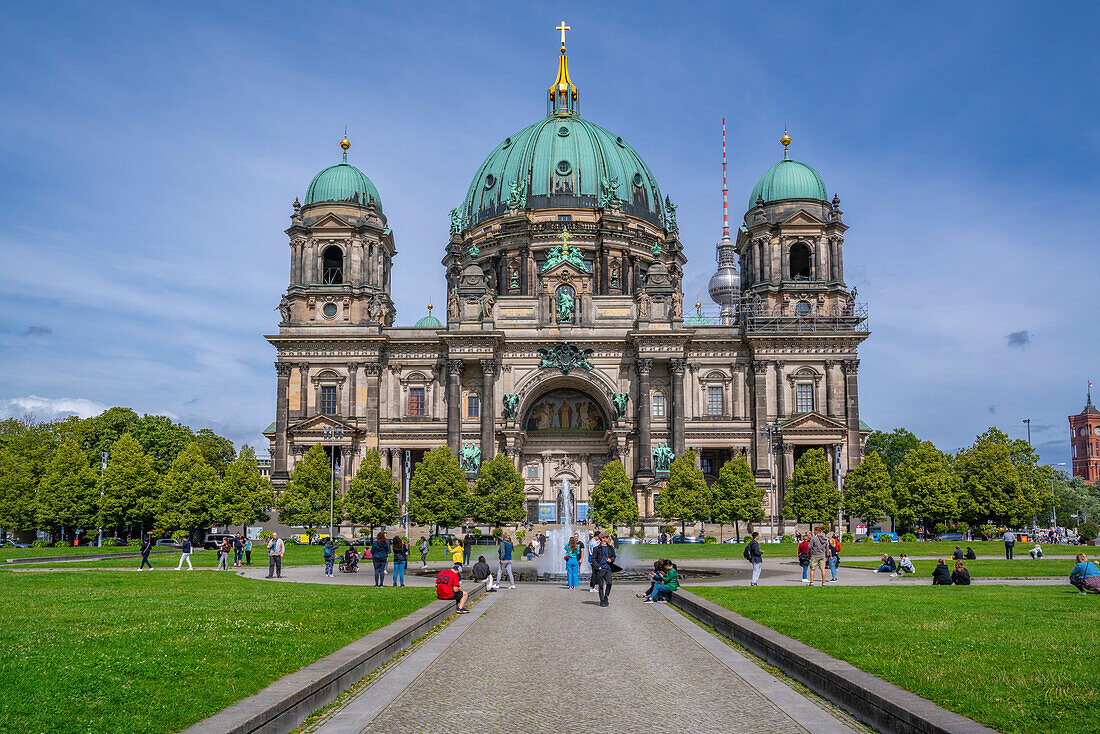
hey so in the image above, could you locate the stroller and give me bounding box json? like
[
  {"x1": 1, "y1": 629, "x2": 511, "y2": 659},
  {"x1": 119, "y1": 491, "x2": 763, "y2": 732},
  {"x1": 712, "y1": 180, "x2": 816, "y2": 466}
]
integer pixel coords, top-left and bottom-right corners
[{"x1": 339, "y1": 551, "x2": 359, "y2": 573}]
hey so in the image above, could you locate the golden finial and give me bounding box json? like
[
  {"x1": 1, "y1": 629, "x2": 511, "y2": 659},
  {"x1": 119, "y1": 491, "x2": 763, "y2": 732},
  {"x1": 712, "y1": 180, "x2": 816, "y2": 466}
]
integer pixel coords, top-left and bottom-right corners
[
  {"x1": 427, "y1": 301, "x2": 433, "y2": 313},
  {"x1": 781, "y1": 130, "x2": 791, "y2": 159},
  {"x1": 340, "y1": 137, "x2": 351, "y2": 151},
  {"x1": 695, "y1": 301, "x2": 702, "y2": 312}
]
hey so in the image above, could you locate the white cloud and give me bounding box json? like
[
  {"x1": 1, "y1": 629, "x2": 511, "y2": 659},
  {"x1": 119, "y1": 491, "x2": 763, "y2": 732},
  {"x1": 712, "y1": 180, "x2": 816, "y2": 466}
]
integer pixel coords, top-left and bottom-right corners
[{"x1": 0, "y1": 395, "x2": 109, "y2": 421}]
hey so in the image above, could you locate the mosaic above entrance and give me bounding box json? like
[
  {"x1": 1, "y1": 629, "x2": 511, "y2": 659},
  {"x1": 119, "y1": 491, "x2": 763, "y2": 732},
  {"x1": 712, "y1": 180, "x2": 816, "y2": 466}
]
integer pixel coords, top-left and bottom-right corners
[{"x1": 524, "y1": 389, "x2": 607, "y2": 432}]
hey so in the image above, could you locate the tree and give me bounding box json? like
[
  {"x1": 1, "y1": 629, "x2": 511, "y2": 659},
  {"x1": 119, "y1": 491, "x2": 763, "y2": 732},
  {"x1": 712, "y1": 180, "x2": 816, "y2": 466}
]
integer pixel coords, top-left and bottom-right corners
[
  {"x1": 892, "y1": 441, "x2": 958, "y2": 530},
  {"x1": 344, "y1": 449, "x2": 400, "y2": 533},
  {"x1": 216, "y1": 445, "x2": 274, "y2": 533},
  {"x1": 155, "y1": 441, "x2": 219, "y2": 534},
  {"x1": 130, "y1": 415, "x2": 195, "y2": 474},
  {"x1": 590, "y1": 460, "x2": 639, "y2": 529},
  {"x1": 0, "y1": 419, "x2": 50, "y2": 533},
  {"x1": 710, "y1": 456, "x2": 763, "y2": 540},
  {"x1": 36, "y1": 438, "x2": 98, "y2": 541},
  {"x1": 955, "y1": 427, "x2": 1050, "y2": 527},
  {"x1": 99, "y1": 433, "x2": 157, "y2": 536},
  {"x1": 81, "y1": 407, "x2": 139, "y2": 466},
  {"x1": 196, "y1": 428, "x2": 236, "y2": 476},
  {"x1": 783, "y1": 448, "x2": 840, "y2": 525},
  {"x1": 471, "y1": 453, "x2": 525, "y2": 527},
  {"x1": 1053, "y1": 474, "x2": 1100, "y2": 528},
  {"x1": 408, "y1": 447, "x2": 469, "y2": 531},
  {"x1": 864, "y1": 428, "x2": 921, "y2": 482},
  {"x1": 656, "y1": 450, "x2": 710, "y2": 535},
  {"x1": 277, "y1": 444, "x2": 340, "y2": 536},
  {"x1": 842, "y1": 450, "x2": 895, "y2": 525}
]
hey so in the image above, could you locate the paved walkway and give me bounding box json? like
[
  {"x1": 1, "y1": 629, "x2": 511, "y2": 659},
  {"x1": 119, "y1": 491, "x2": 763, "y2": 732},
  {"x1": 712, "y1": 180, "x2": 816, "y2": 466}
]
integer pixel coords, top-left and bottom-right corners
[{"x1": 309, "y1": 584, "x2": 863, "y2": 734}]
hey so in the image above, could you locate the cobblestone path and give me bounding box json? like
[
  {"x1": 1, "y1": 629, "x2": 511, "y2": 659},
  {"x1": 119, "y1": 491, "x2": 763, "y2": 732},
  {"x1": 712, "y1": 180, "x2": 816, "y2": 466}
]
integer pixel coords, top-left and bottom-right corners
[{"x1": 318, "y1": 584, "x2": 862, "y2": 734}]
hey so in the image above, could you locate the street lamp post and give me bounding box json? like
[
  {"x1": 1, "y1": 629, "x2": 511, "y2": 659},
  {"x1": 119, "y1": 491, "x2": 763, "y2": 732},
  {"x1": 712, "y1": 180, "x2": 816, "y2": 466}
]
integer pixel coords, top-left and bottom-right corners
[
  {"x1": 759, "y1": 422, "x2": 781, "y2": 541},
  {"x1": 1023, "y1": 418, "x2": 1031, "y2": 446},
  {"x1": 322, "y1": 426, "x2": 344, "y2": 539},
  {"x1": 1050, "y1": 462, "x2": 1067, "y2": 528},
  {"x1": 98, "y1": 451, "x2": 107, "y2": 548},
  {"x1": 834, "y1": 443, "x2": 844, "y2": 533}
]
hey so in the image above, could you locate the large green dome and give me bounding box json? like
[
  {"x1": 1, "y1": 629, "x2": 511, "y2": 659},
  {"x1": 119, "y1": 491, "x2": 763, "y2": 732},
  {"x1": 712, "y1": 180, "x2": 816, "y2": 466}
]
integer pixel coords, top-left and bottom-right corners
[
  {"x1": 305, "y1": 159, "x2": 383, "y2": 211},
  {"x1": 461, "y1": 115, "x2": 664, "y2": 228},
  {"x1": 748, "y1": 155, "x2": 827, "y2": 209}
]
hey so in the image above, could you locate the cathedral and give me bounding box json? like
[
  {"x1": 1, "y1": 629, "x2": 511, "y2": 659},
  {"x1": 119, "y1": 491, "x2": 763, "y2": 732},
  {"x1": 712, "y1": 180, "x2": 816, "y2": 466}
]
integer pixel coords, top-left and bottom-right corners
[{"x1": 264, "y1": 29, "x2": 870, "y2": 534}]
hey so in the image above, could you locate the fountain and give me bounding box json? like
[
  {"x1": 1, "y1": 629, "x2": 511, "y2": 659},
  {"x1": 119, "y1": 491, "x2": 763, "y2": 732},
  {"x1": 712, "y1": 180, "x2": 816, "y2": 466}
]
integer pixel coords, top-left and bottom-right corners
[{"x1": 537, "y1": 478, "x2": 590, "y2": 578}]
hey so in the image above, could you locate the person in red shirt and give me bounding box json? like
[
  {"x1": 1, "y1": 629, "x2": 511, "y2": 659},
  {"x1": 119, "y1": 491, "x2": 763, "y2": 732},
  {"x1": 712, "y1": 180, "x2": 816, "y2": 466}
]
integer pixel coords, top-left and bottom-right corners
[{"x1": 435, "y1": 568, "x2": 469, "y2": 613}]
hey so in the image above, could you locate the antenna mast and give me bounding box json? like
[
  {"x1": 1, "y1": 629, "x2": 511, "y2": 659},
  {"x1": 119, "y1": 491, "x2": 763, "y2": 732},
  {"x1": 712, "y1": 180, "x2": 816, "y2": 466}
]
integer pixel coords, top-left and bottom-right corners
[{"x1": 722, "y1": 117, "x2": 729, "y2": 240}]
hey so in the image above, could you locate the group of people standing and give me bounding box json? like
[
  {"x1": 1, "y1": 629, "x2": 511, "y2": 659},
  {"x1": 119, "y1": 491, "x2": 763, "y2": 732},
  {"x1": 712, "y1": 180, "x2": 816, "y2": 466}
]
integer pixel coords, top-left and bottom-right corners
[
  {"x1": 323, "y1": 532, "x2": 409, "y2": 586},
  {"x1": 216, "y1": 534, "x2": 251, "y2": 571},
  {"x1": 796, "y1": 529, "x2": 843, "y2": 585}
]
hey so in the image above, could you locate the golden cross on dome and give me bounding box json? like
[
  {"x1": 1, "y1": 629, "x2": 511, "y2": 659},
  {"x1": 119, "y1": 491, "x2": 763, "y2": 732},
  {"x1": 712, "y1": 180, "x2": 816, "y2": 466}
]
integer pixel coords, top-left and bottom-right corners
[
  {"x1": 557, "y1": 20, "x2": 570, "y2": 49},
  {"x1": 559, "y1": 226, "x2": 572, "y2": 252}
]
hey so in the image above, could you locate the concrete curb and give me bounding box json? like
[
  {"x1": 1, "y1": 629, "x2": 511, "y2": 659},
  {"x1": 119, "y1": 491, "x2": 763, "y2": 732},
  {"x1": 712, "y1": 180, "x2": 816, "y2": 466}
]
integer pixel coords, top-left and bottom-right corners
[
  {"x1": 182, "y1": 582, "x2": 485, "y2": 734},
  {"x1": 3, "y1": 550, "x2": 177, "y2": 564},
  {"x1": 670, "y1": 589, "x2": 998, "y2": 734}
]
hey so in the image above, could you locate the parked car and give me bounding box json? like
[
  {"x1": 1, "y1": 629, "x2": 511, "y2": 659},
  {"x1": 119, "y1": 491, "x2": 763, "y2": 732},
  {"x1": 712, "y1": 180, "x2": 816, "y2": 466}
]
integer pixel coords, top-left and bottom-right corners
[
  {"x1": 935, "y1": 532, "x2": 966, "y2": 542},
  {"x1": 616, "y1": 537, "x2": 643, "y2": 545},
  {"x1": 156, "y1": 539, "x2": 181, "y2": 548},
  {"x1": 429, "y1": 533, "x2": 458, "y2": 545},
  {"x1": 1, "y1": 539, "x2": 31, "y2": 548},
  {"x1": 203, "y1": 533, "x2": 236, "y2": 550},
  {"x1": 671, "y1": 535, "x2": 705, "y2": 543},
  {"x1": 469, "y1": 535, "x2": 499, "y2": 546}
]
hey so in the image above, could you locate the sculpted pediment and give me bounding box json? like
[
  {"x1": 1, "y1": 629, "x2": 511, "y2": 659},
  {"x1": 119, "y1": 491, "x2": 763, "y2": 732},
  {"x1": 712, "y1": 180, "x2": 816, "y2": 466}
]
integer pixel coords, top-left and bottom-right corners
[
  {"x1": 311, "y1": 212, "x2": 352, "y2": 229},
  {"x1": 290, "y1": 414, "x2": 356, "y2": 435},
  {"x1": 780, "y1": 411, "x2": 847, "y2": 433},
  {"x1": 779, "y1": 209, "x2": 826, "y2": 227}
]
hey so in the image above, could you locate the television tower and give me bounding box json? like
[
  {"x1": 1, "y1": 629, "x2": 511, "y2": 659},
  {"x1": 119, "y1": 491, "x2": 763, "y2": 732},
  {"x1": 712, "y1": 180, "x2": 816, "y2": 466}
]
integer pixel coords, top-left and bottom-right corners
[{"x1": 708, "y1": 118, "x2": 740, "y2": 325}]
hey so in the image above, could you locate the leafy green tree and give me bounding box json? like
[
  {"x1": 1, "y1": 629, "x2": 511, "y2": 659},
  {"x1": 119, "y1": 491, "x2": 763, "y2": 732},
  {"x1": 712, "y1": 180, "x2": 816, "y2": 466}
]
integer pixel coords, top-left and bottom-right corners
[
  {"x1": 783, "y1": 448, "x2": 840, "y2": 525},
  {"x1": 277, "y1": 444, "x2": 340, "y2": 535},
  {"x1": 955, "y1": 428, "x2": 1050, "y2": 527},
  {"x1": 155, "y1": 441, "x2": 219, "y2": 534},
  {"x1": 1053, "y1": 474, "x2": 1100, "y2": 528},
  {"x1": 590, "y1": 460, "x2": 639, "y2": 529},
  {"x1": 893, "y1": 441, "x2": 959, "y2": 530},
  {"x1": 344, "y1": 449, "x2": 400, "y2": 533},
  {"x1": 842, "y1": 450, "x2": 895, "y2": 525},
  {"x1": 81, "y1": 407, "x2": 139, "y2": 465},
  {"x1": 408, "y1": 447, "x2": 469, "y2": 531},
  {"x1": 216, "y1": 445, "x2": 274, "y2": 533},
  {"x1": 99, "y1": 433, "x2": 157, "y2": 535},
  {"x1": 864, "y1": 428, "x2": 921, "y2": 482},
  {"x1": 471, "y1": 453, "x2": 525, "y2": 527},
  {"x1": 196, "y1": 428, "x2": 236, "y2": 476},
  {"x1": 131, "y1": 415, "x2": 195, "y2": 474},
  {"x1": 710, "y1": 456, "x2": 763, "y2": 541},
  {"x1": 36, "y1": 438, "x2": 98, "y2": 541},
  {"x1": 656, "y1": 450, "x2": 710, "y2": 535}
]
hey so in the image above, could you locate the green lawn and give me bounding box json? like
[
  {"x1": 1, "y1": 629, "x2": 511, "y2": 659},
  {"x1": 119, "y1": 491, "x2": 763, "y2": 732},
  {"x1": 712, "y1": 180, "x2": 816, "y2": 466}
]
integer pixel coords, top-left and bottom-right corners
[
  {"x1": 693, "y1": 585, "x2": 1098, "y2": 734},
  {"x1": 846, "y1": 558, "x2": 1081, "y2": 578},
  {"x1": 0, "y1": 571, "x2": 434, "y2": 733},
  {"x1": 618, "y1": 540, "x2": 1078, "y2": 560}
]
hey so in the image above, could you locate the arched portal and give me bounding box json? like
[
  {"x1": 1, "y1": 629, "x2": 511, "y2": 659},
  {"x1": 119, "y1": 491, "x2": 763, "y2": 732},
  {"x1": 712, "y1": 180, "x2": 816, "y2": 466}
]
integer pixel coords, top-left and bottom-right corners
[
  {"x1": 322, "y1": 245, "x2": 344, "y2": 284},
  {"x1": 790, "y1": 242, "x2": 812, "y2": 280},
  {"x1": 523, "y1": 388, "x2": 608, "y2": 433}
]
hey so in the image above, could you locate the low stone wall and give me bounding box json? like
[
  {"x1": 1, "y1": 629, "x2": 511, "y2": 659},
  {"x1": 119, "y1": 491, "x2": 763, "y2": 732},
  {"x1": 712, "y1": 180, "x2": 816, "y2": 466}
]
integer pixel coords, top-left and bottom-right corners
[
  {"x1": 669, "y1": 589, "x2": 997, "y2": 734},
  {"x1": 183, "y1": 582, "x2": 485, "y2": 734},
  {"x1": 3, "y1": 549, "x2": 177, "y2": 564}
]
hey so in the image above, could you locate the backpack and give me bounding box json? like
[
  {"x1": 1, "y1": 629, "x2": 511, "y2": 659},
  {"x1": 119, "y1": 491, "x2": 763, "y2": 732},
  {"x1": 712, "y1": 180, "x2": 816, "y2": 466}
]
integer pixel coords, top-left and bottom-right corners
[{"x1": 742, "y1": 544, "x2": 752, "y2": 561}]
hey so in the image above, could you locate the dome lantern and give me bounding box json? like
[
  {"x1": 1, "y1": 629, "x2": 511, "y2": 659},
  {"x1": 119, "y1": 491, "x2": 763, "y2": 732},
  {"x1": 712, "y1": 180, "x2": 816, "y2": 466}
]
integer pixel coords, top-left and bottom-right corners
[
  {"x1": 747, "y1": 131, "x2": 827, "y2": 209},
  {"x1": 548, "y1": 21, "x2": 579, "y2": 116},
  {"x1": 304, "y1": 135, "x2": 384, "y2": 211}
]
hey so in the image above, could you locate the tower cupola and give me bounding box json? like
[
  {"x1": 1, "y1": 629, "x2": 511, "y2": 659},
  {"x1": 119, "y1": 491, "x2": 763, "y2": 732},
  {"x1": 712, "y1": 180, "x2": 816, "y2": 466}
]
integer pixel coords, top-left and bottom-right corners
[{"x1": 547, "y1": 21, "x2": 579, "y2": 116}]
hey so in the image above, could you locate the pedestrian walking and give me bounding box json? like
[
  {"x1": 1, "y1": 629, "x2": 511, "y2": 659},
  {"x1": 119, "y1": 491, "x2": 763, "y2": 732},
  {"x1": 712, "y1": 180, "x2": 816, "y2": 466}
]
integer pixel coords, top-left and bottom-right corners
[
  {"x1": 743, "y1": 531, "x2": 763, "y2": 586},
  {"x1": 392, "y1": 536, "x2": 407, "y2": 586},
  {"x1": 463, "y1": 529, "x2": 474, "y2": 567},
  {"x1": 419, "y1": 536, "x2": 429, "y2": 568},
  {"x1": 218, "y1": 538, "x2": 231, "y2": 571},
  {"x1": 564, "y1": 537, "x2": 582, "y2": 589},
  {"x1": 176, "y1": 537, "x2": 193, "y2": 570},
  {"x1": 497, "y1": 533, "x2": 515, "y2": 589},
  {"x1": 323, "y1": 538, "x2": 336, "y2": 577},
  {"x1": 244, "y1": 537, "x2": 252, "y2": 565},
  {"x1": 371, "y1": 531, "x2": 390, "y2": 587},
  {"x1": 266, "y1": 532, "x2": 285, "y2": 578},
  {"x1": 827, "y1": 532, "x2": 841, "y2": 582},
  {"x1": 1003, "y1": 529, "x2": 1016, "y2": 559},
  {"x1": 587, "y1": 532, "x2": 601, "y2": 593},
  {"x1": 797, "y1": 534, "x2": 810, "y2": 583},
  {"x1": 139, "y1": 532, "x2": 153, "y2": 570},
  {"x1": 807, "y1": 528, "x2": 828, "y2": 586},
  {"x1": 233, "y1": 533, "x2": 244, "y2": 567},
  {"x1": 592, "y1": 533, "x2": 616, "y2": 607}
]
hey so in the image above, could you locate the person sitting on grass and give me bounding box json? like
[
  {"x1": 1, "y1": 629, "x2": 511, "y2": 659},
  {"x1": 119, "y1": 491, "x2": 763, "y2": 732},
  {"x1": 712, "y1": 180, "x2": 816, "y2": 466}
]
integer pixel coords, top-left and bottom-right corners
[
  {"x1": 952, "y1": 545, "x2": 964, "y2": 560},
  {"x1": 965, "y1": 546, "x2": 977, "y2": 560},
  {"x1": 951, "y1": 561, "x2": 971, "y2": 586},
  {"x1": 644, "y1": 560, "x2": 679, "y2": 604},
  {"x1": 435, "y1": 567, "x2": 469, "y2": 613},
  {"x1": 1029, "y1": 544, "x2": 1044, "y2": 560},
  {"x1": 875, "y1": 554, "x2": 897, "y2": 573},
  {"x1": 891, "y1": 553, "x2": 915, "y2": 576},
  {"x1": 1070, "y1": 553, "x2": 1100, "y2": 594},
  {"x1": 932, "y1": 558, "x2": 953, "y2": 585}
]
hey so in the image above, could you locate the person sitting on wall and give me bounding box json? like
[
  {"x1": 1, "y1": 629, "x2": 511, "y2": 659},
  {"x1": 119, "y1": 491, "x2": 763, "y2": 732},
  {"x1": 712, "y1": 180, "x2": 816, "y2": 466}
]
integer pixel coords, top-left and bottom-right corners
[
  {"x1": 472, "y1": 555, "x2": 497, "y2": 591},
  {"x1": 436, "y1": 567, "x2": 469, "y2": 613},
  {"x1": 932, "y1": 558, "x2": 953, "y2": 585},
  {"x1": 875, "y1": 554, "x2": 897, "y2": 573}
]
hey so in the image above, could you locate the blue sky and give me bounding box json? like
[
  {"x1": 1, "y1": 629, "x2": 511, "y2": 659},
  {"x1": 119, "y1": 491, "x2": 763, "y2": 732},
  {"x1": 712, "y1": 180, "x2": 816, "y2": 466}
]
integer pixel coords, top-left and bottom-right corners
[{"x1": 1, "y1": 1, "x2": 1096, "y2": 467}]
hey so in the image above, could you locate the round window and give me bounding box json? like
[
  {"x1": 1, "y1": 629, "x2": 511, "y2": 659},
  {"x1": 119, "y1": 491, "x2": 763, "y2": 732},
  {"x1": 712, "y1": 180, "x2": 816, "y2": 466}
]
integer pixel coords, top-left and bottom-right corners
[
  {"x1": 557, "y1": 125, "x2": 570, "y2": 137},
  {"x1": 502, "y1": 137, "x2": 512, "y2": 148},
  {"x1": 484, "y1": 173, "x2": 496, "y2": 189},
  {"x1": 1094, "y1": 427, "x2": 1100, "y2": 436},
  {"x1": 556, "y1": 160, "x2": 572, "y2": 175},
  {"x1": 616, "y1": 136, "x2": 626, "y2": 147},
  {"x1": 322, "y1": 303, "x2": 338, "y2": 319},
  {"x1": 795, "y1": 300, "x2": 811, "y2": 316},
  {"x1": 632, "y1": 173, "x2": 644, "y2": 187}
]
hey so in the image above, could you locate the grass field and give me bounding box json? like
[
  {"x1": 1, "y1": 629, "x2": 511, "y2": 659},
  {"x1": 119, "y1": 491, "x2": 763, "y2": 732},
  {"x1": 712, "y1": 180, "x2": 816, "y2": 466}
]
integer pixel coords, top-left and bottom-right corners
[
  {"x1": 615, "y1": 540, "x2": 1076, "y2": 560},
  {"x1": 846, "y1": 558, "x2": 1080, "y2": 578},
  {"x1": 0, "y1": 571, "x2": 434, "y2": 733},
  {"x1": 693, "y1": 585, "x2": 1098, "y2": 734}
]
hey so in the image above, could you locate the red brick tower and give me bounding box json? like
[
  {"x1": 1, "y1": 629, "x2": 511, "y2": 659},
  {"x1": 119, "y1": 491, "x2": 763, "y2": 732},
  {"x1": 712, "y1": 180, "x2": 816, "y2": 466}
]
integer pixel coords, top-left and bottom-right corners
[{"x1": 1069, "y1": 382, "x2": 1100, "y2": 485}]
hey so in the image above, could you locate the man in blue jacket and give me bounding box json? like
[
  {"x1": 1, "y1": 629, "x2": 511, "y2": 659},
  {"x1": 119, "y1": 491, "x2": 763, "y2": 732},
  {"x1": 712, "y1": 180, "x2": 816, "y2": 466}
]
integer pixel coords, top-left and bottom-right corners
[
  {"x1": 176, "y1": 537, "x2": 193, "y2": 570},
  {"x1": 497, "y1": 534, "x2": 515, "y2": 589},
  {"x1": 592, "y1": 533, "x2": 617, "y2": 607},
  {"x1": 743, "y1": 531, "x2": 763, "y2": 586}
]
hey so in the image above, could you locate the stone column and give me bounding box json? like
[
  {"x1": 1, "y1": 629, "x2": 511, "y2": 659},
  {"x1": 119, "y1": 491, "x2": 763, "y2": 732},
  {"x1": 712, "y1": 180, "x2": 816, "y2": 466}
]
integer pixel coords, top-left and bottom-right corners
[
  {"x1": 780, "y1": 239, "x2": 790, "y2": 281},
  {"x1": 480, "y1": 359, "x2": 497, "y2": 461},
  {"x1": 519, "y1": 246, "x2": 530, "y2": 296},
  {"x1": 340, "y1": 446, "x2": 355, "y2": 498},
  {"x1": 830, "y1": 238, "x2": 840, "y2": 282},
  {"x1": 825, "y1": 360, "x2": 840, "y2": 417},
  {"x1": 774, "y1": 361, "x2": 786, "y2": 420},
  {"x1": 731, "y1": 365, "x2": 741, "y2": 420},
  {"x1": 670, "y1": 358, "x2": 686, "y2": 456},
  {"x1": 298, "y1": 362, "x2": 310, "y2": 418},
  {"x1": 542, "y1": 454, "x2": 550, "y2": 499},
  {"x1": 380, "y1": 447, "x2": 390, "y2": 470},
  {"x1": 363, "y1": 363, "x2": 381, "y2": 440},
  {"x1": 781, "y1": 444, "x2": 795, "y2": 518},
  {"x1": 635, "y1": 358, "x2": 653, "y2": 476},
  {"x1": 836, "y1": 239, "x2": 845, "y2": 285},
  {"x1": 598, "y1": 245, "x2": 608, "y2": 294},
  {"x1": 274, "y1": 362, "x2": 292, "y2": 481},
  {"x1": 815, "y1": 235, "x2": 826, "y2": 281},
  {"x1": 446, "y1": 359, "x2": 464, "y2": 455},
  {"x1": 579, "y1": 454, "x2": 589, "y2": 503},
  {"x1": 843, "y1": 359, "x2": 862, "y2": 469},
  {"x1": 346, "y1": 362, "x2": 359, "y2": 418},
  {"x1": 751, "y1": 361, "x2": 770, "y2": 473}
]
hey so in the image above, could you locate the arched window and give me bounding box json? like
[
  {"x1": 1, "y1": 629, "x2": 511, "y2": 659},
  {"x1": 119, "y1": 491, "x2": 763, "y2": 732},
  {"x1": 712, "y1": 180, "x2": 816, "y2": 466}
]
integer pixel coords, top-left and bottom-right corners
[
  {"x1": 322, "y1": 245, "x2": 344, "y2": 284},
  {"x1": 790, "y1": 242, "x2": 812, "y2": 280}
]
